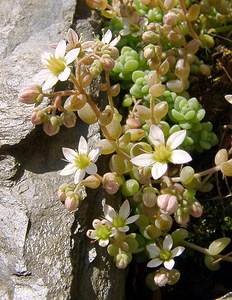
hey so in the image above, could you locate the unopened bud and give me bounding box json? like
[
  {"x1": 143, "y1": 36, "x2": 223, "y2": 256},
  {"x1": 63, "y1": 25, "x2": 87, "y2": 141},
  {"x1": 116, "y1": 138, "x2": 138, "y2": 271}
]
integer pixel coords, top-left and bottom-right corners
[
  {"x1": 157, "y1": 194, "x2": 178, "y2": 214},
  {"x1": 18, "y1": 85, "x2": 43, "y2": 104},
  {"x1": 102, "y1": 172, "x2": 123, "y2": 194},
  {"x1": 43, "y1": 116, "x2": 60, "y2": 136},
  {"x1": 82, "y1": 175, "x2": 102, "y2": 189},
  {"x1": 61, "y1": 111, "x2": 76, "y2": 128},
  {"x1": 31, "y1": 109, "x2": 45, "y2": 125},
  {"x1": 190, "y1": 201, "x2": 203, "y2": 218}
]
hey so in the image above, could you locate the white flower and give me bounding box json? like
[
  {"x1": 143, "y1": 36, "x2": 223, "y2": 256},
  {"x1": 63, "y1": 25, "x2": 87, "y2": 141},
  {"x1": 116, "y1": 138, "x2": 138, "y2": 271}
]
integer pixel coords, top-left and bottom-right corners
[
  {"x1": 225, "y1": 94, "x2": 232, "y2": 104},
  {"x1": 59, "y1": 136, "x2": 101, "y2": 184},
  {"x1": 36, "y1": 39, "x2": 80, "y2": 91},
  {"x1": 86, "y1": 219, "x2": 115, "y2": 247},
  {"x1": 147, "y1": 234, "x2": 185, "y2": 270},
  {"x1": 101, "y1": 29, "x2": 120, "y2": 47},
  {"x1": 131, "y1": 125, "x2": 192, "y2": 180},
  {"x1": 104, "y1": 200, "x2": 139, "y2": 232}
]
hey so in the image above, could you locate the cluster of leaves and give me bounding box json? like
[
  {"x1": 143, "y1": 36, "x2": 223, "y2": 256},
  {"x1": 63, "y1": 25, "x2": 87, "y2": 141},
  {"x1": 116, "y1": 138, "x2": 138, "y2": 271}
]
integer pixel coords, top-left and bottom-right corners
[{"x1": 18, "y1": 0, "x2": 232, "y2": 292}]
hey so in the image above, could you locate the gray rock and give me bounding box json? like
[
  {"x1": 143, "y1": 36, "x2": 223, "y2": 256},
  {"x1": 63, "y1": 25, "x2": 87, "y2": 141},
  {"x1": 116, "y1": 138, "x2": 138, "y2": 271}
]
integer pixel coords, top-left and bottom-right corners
[{"x1": 0, "y1": 0, "x2": 126, "y2": 299}]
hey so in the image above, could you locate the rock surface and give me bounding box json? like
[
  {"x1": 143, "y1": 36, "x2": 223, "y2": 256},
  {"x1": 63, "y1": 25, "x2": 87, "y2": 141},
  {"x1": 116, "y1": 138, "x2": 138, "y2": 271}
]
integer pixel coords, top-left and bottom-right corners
[{"x1": 0, "y1": 0, "x2": 126, "y2": 299}]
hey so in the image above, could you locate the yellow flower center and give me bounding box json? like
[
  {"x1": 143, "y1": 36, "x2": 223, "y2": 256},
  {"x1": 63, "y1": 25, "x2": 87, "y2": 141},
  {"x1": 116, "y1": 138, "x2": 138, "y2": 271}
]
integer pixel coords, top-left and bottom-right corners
[
  {"x1": 113, "y1": 215, "x2": 126, "y2": 228},
  {"x1": 46, "y1": 56, "x2": 66, "y2": 75},
  {"x1": 74, "y1": 153, "x2": 90, "y2": 169},
  {"x1": 159, "y1": 249, "x2": 172, "y2": 261},
  {"x1": 153, "y1": 145, "x2": 172, "y2": 163},
  {"x1": 96, "y1": 225, "x2": 111, "y2": 239}
]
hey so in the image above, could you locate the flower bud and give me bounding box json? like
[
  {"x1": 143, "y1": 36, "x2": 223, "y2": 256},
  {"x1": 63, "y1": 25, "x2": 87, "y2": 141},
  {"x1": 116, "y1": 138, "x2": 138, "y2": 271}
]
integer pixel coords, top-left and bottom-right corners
[
  {"x1": 102, "y1": 172, "x2": 123, "y2": 194},
  {"x1": 18, "y1": 85, "x2": 43, "y2": 104},
  {"x1": 174, "y1": 207, "x2": 190, "y2": 226},
  {"x1": 142, "y1": 187, "x2": 157, "y2": 207},
  {"x1": 57, "y1": 183, "x2": 68, "y2": 202},
  {"x1": 115, "y1": 252, "x2": 131, "y2": 269},
  {"x1": 163, "y1": 11, "x2": 178, "y2": 26},
  {"x1": 190, "y1": 201, "x2": 203, "y2": 218},
  {"x1": 43, "y1": 116, "x2": 60, "y2": 136},
  {"x1": 157, "y1": 194, "x2": 178, "y2": 214},
  {"x1": 64, "y1": 191, "x2": 80, "y2": 212},
  {"x1": 221, "y1": 159, "x2": 232, "y2": 177},
  {"x1": 82, "y1": 175, "x2": 102, "y2": 189},
  {"x1": 61, "y1": 111, "x2": 76, "y2": 128},
  {"x1": 31, "y1": 109, "x2": 45, "y2": 125},
  {"x1": 154, "y1": 268, "x2": 169, "y2": 287}
]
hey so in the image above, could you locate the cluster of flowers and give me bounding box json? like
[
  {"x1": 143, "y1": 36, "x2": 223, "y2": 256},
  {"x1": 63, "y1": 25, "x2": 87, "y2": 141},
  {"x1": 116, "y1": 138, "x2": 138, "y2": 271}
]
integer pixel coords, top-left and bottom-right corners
[{"x1": 18, "y1": 0, "x2": 232, "y2": 291}]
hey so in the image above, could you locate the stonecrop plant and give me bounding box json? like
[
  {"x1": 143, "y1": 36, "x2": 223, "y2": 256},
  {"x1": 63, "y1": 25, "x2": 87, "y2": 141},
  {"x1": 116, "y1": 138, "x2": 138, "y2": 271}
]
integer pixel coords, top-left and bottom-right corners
[{"x1": 18, "y1": 0, "x2": 232, "y2": 292}]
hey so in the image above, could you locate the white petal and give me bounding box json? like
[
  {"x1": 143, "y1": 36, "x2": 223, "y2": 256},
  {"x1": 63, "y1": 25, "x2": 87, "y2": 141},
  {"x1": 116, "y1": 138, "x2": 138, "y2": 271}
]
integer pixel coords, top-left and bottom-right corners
[
  {"x1": 89, "y1": 148, "x2": 101, "y2": 162},
  {"x1": 99, "y1": 239, "x2": 109, "y2": 247},
  {"x1": 35, "y1": 69, "x2": 52, "y2": 81},
  {"x1": 131, "y1": 153, "x2": 154, "y2": 167},
  {"x1": 78, "y1": 136, "x2": 88, "y2": 154},
  {"x1": 167, "y1": 130, "x2": 186, "y2": 149},
  {"x1": 74, "y1": 169, "x2": 85, "y2": 184},
  {"x1": 42, "y1": 76, "x2": 58, "y2": 91},
  {"x1": 41, "y1": 51, "x2": 51, "y2": 65},
  {"x1": 147, "y1": 258, "x2": 162, "y2": 268},
  {"x1": 149, "y1": 125, "x2": 165, "y2": 147},
  {"x1": 86, "y1": 162, "x2": 97, "y2": 175},
  {"x1": 146, "y1": 244, "x2": 160, "y2": 258},
  {"x1": 164, "y1": 259, "x2": 175, "y2": 270},
  {"x1": 62, "y1": 147, "x2": 77, "y2": 161},
  {"x1": 171, "y1": 246, "x2": 185, "y2": 257},
  {"x1": 225, "y1": 94, "x2": 232, "y2": 104},
  {"x1": 118, "y1": 226, "x2": 129, "y2": 232},
  {"x1": 151, "y1": 162, "x2": 167, "y2": 180},
  {"x1": 110, "y1": 35, "x2": 121, "y2": 47},
  {"x1": 104, "y1": 204, "x2": 116, "y2": 222},
  {"x1": 119, "y1": 200, "x2": 130, "y2": 219},
  {"x1": 102, "y1": 29, "x2": 112, "y2": 44},
  {"x1": 169, "y1": 150, "x2": 192, "y2": 164},
  {"x1": 58, "y1": 67, "x2": 71, "y2": 81},
  {"x1": 59, "y1": 163, "x2": 76, "y2": 176},
  {"x1": 65, "y1": 48, "x2": 80, "y2": 64},
  {"x1": 163, "y1": 234, "x2": 173, "y2": 251},
  {"x1": 55, "y1": 39, "x2": 66, "y2": 58},
  {"x1": 126, "y1": 215, "x2": 140, "y2": 224}
]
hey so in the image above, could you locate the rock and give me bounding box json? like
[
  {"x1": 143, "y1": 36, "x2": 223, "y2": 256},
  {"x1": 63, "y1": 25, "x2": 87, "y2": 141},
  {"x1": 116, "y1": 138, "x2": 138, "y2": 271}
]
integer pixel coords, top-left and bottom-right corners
[{"x1": 0, "y1": 0, "x2": 127, "y2": 299}]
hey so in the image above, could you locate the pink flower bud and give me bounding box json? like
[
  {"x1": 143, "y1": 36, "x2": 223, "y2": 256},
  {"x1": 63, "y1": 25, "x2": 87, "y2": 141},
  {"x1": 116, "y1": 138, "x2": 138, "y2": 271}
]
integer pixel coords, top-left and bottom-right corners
[
  {"x1": 30, "y1": 109, "x2": 45, "y2": 125},
  {"x1": 64, "y1": 192, "x2": 80, "y2": 212},
  {"x1": 61, "y1": 111, "x2": 77, "y2": 128},
  {"x1": 174, "y1": 207, "x2": 190, "y2": 226},
  {"x1": 43, "y1": 116, "x2": 60, "y2": 136},
  {"x1": 18, "y1": 85, "x2": 43, "y2": 104},
  {"x1": 57, "y1": 183, "x2": 68, "y2": 202},
  {"x1": 163, "y1": 11, "x2": 178, "y2": 26},
  {"x1": 154, "y1": 268, "x2": 169, "y2": 287},
  {"x1": 126, "y1": 118, "x2": 142, "y2": 129},
  {"x1": 157, "y1": 194, "x2": 178, "y2": 214},
  {"x1": 190, "y1": 201, "x2": 203, "y2": 218},
  {"x1": 102, "y1": 172, "x2": 123, "y2": 195}
]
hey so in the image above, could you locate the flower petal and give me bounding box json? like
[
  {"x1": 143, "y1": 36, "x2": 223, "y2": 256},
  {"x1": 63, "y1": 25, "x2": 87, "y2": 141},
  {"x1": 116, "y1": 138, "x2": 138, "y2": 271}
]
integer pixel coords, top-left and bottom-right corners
[
  {"x1": 55, "y1": 39, "x2": 66, "y2": 58},
  {"x1": 86, "y1": 162, "x2": 97, "y2": 175},
  {"x1": 147, "y1": 258, "x2": 162, "y2": 268},
  {"x1": 151, "y1": 162, "x2": 167, "y2": 180},
  {"x1": 118, "y1": 225, "x2": 129, "y2": 232},
  {"x1": 74, "y1": 168, "x2": 85, "y2": 184},
  {"x1": 78, "y1": 136, "x2": 88, "y2": 154},
  {"x1": 43, "y1": 75, "x2": 58, "y2": 91},
  {"x1": 62, "y1": 147, "x2": 77, "y2": 161},
  {"x1": 99, "y1": 239, "x2": 109, "y2": 247},
  {"x1": 59, "y1": 163, "x2": 76, "y2": 176},
  {"x1": 65, "y1": 48, "x2": 80, "y2": 64},
  {"x1": 102, "y1": 29, "x2": 112, "y2": 44},
  {"x1": 146, "y1": 244, "x2": 160, "y2": 258},
  {"x1": 149, "y1": 125, "x2": 165, "y2": 147},
  {"x1": 89, "y1": 147, "x2": 101, "y2": 162},
  {"x1": 167, "y1": 130, "x2": 186, "y2": 150},
  {"x1": 163, "y1": 235, "x2": 173, "y2": 251},
  {"x1": 126, "y1": 215, "x2": 140, "y2": 224},
  {"x1": 164, "y1": 259, "x2": 175, "y2": 270},
  {"x1": 169, "y1": 150, "x2": 192, "y2": 164},
  {"x1": 58, "y1": 67, "x2": 71, "y2": 81},
  {"x1": 104, "y1": 204, "x2": 116, "y2": 222},
  {"x1": 131, "y1": 153, "x2": 154, "y2": 167},
  {"x1": 171, "y1": 246, "x2": 185, "y2": 257},
  {"x1": 119, "y1": 200, "x2": 130, "y2": 219}
]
